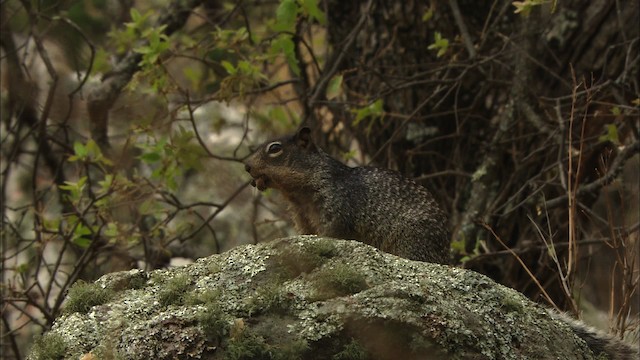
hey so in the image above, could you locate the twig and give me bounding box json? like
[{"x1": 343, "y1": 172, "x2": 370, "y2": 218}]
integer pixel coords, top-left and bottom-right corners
[
  {"x1": 545, "y1": 138, "x2": 639, "y2": 208},
  {"x1": 448, "y1": 0, "x2": 476, "y2": 59},
  {"x1": 307, "y1": 0, "x2": 374, "y2": 110},
  {"x1": 480, "y1": 222, "x2": 560, "y2": 311},
  {"x1": 184, "y1": 92, "x2": 245, "y2": 162}
]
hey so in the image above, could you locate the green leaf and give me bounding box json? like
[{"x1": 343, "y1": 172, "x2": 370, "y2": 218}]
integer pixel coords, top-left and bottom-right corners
[
  {"x1": 598, "y1": 124, "x2": 620, "y2": 145},
  {"x1": 184, "y1": 67, "x2": 202, "y2": 90},
  {"x1": 73, "y1": 237, "x2": 92, "y2": 248},
  {"x1": 59, "y1": 177, "x2": 87, "y2": 201},
  {"x1": 512, "y1": 0, "x2": 553, "y2": 16},
  {"x1": 140, "y1": 151, "x2": 162, "y2": 163},
  {"x1": 610, "y1": 106, "x2": 621, "y2": 116},
  {"x1": 74, "y1": 141, "x2": 88, "y2": 158},
  {"x1": 104, "y1": 223, "x2": 119, "y2": 238},
  {"x1": 73, "y1": 224, "x2": 93, "y2": 248},
  {"x1": 272, "y1": 35, "x2": 300, "y2": 76},
  {"x1": 97, "y1": 174, "x2": 115, "y2": 193},
  {"x1": 353, "y1": 99, "x2": 384, "y2": 125},
  {"x1": 75, "y1": 223, "x2": 92, "y2": 236},
  {"x1": 428, "y1": 32, "x2": 449, "y2": 58},
  {"x1": 268, "y1": 107, "x2": 289, "y2": 126},
  {"x1": 275, "y1": 0, "x2": 298, "y2": 32},
  {"x1": 326, "y1": 74, "x2": 343, "y2": 100},
  {"x1": 16, "y1": 263, "x2": 30, "y2": 274},
  {"x1": 422, "y1": 8, "x2": 434, "y2": 22},
  {"x1": 139, "y1": 199, "x2": 157, "y2": 216},
  {"x1": 221, "y1": 60, "x2": 236, "y2": 75},
  {"x1": 85, "y1": 139, "x2": 102, "y2": 158},
  {"x1": 130, "y1": 8, "x2": 142, "y2": 23},
  {"x1": 300, "y1": 0, "x2": 326, "y2": 25}
]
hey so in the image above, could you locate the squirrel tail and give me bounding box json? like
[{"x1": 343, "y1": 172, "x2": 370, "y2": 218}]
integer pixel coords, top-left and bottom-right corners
[{"x1": 549, "y1": 311, "x2": 638, "y2": 360}]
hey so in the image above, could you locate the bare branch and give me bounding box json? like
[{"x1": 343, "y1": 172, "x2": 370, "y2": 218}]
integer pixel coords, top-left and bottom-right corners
[{"x1": 545, "y1": 139, "x2": 640, "y2": 209}]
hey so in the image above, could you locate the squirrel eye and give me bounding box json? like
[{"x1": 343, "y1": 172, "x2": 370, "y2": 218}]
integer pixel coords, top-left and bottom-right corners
[{"x1": 266, "y1": 142, "x2": 283, "y2": 156}]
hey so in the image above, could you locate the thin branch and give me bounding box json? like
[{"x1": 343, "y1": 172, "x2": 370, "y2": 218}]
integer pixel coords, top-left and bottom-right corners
[
  {"x1": 545, "y1": 138, "x2": 639, "y2": 208},
  {"x1": 184, "y1": 92, "x2": 244, "y2": 162},
  {"x1": 307, "y1": 0, "x2": 374, "y2": 110},
  {"x1": 448, "y1": 0, "x2": 476, "y2": 59},
  {"x1": 480, "y1": 222, "x2": 560, "y2": 311}
]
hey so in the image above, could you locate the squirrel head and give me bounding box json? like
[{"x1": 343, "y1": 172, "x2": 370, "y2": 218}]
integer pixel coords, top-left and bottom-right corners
[{"x1": 244, "y1": 127, "x2": 319, "y2": 191}]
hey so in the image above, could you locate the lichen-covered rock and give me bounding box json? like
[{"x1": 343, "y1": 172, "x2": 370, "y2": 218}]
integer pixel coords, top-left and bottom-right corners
[{"x1": 29, "y1": 236, "x2": 604, "y2": 360}]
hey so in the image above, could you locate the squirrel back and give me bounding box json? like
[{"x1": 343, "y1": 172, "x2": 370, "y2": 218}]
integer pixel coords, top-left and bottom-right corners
[{"x1": 244, "y1": 127, "x2": 450, "y2": 264}]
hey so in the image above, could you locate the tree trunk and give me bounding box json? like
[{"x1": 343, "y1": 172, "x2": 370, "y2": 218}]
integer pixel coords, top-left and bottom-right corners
[{"x1": 322, "y1": 0, "x2": 639, "y2": 314}]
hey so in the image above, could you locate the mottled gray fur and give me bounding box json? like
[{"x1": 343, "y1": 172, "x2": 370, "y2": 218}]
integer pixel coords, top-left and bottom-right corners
[
  {"x1": 244, "y1": 127, "x2": 450, "y2": 264},
  {"x1": 549, "y1": 311, "x2": 638, "y2": 360}
]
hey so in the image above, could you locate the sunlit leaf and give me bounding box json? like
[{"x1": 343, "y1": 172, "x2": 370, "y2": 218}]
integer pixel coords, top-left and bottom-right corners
[
  {"x1": 353, "y1": 99, "x2": 384, "y2": 125},
  {"x1": 221, "y1": 60, "x2": 236, "y2": 75},
  {"x1": 598, "y1": 124, "x2": 620, "y2": 145},
  {"x1": 140, "y1": 151, "x2": 162, "y2": 163},
  {"x1": 275, "y1": 0, "x2": 298, "y2": 32},
  {"x1": 74, "y1": 141, "x2": 88, "y2": 158},
  {"x1": 73, "y1": 237, "x2": 92, "y2": 248},
  {"x1": 326, "y1": 74, "x2": 343, "y2": 100},
  {"x1": 272, "y1": 35, "x2": 300, "y2": 75},
  {"x1": 300, "y1": 0, "x2": 326, "y2": 25},
  {"x1": 610, "y1": 106, "x2": 621, "y2": 116},
  {"x1": 422, "y1": 7, "x2": 434, "y2": 22}
]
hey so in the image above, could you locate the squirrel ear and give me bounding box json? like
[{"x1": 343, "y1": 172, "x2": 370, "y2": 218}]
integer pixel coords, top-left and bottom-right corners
[{"x1": 295, "y1": 127, "x2": 315, "y2": 150}]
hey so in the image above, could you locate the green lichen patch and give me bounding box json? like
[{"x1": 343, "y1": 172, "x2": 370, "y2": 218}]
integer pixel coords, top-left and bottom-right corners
[
  {"x1": 332, "y1": 338, "x2": 369, "y2": 360},
  {"x1": 225, "y1": 317, "x2": 309, "y2": 360},
  {"x1": 89, "y1": 339, "x2": 125, "y2": 360},
  {"x1": 271, "y1": 245, "x2": 329, "y2": 280},
  {"x1": 157, "y1": 273, "x2": 193, "y2": 307},
  {"x1": 64, "y1": 280, "x2": 115, "y2": 314},
  {"x1": 226, "y1": 328, "x2": 272, "y2": 360},
  {"x1": 185, "y1": 288, "x2": 222, "y2": 306},
  {"x1": 125, "y1": 271, "x2": 150, "y2": 290},
  {"x1": 307, "y1": 334, "x2": 372, "y2": 360},
  {"x1": 92, "y1": 269, "x2": 150, "y2": 293},
  {"x1": 245, "y1": 280, "x2": 292, "y2": 316},
  {"x1": 303, "y1": 237, "x2": 339, "y2": 259},
  {"x1": 197, "y1": 304, "x2": 229, "y2": 341},
  {"x1": 28, "y1": 332, "x2": 67, "y2": 360},
  {"x1": 311, "y1": 262, "x2": 369, "y2": 301},
  {"x1": 499, "y1": 291, "x2": 526, "y2": 313}
]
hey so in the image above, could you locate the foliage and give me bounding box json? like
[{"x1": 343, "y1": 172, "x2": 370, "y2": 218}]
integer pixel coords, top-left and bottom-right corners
[{"x1": 428, "y1": 32, "x2": 449, "y2": 58}]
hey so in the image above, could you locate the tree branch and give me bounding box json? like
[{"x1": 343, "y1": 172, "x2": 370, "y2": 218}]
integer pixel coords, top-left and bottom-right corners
[
  {"x1": 448, "y1": 0, "x2": 476, "y2": 59},
  {"x1": 545, "y1": 139, "x2": 640, "y2": 209},
  {"x1": 306, "y1": 0, "x2": 374, "y2": 114}
]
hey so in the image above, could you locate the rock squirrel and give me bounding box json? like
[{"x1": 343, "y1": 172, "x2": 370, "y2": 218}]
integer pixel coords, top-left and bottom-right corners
[
  {"x1": 244, "y1": 127, "x2": 450, "y2": 264},
  {"x1": 244, "y1": 127, "x2": 638, "y2": 359}
]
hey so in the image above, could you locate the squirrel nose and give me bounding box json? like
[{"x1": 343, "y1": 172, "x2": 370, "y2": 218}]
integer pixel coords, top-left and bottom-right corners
[{"x1": 244, "y1": 164, "x2": 251, "y2": 172}]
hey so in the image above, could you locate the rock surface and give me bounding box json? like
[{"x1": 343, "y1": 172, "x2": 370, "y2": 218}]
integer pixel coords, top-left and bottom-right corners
[{"x1": 29, "y1": 236, "x2": 602, "y2": 359}]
